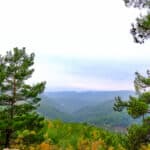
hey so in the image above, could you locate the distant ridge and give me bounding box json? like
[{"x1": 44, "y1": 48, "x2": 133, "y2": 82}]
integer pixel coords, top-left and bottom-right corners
[
  {"x1": 44, "y1": 90, "x2": 134, "y2": 93},
  {"x1": 39, "y1": 90, "x2": 135, "y2": 128}
]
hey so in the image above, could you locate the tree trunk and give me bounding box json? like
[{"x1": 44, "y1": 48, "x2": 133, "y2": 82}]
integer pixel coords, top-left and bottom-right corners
[
  {"x1": 5, "y1": 77, "x2": 16, "y2": 148},
  {"x1": 4, "y1": 129, "x2": 11, "y2": 148}
]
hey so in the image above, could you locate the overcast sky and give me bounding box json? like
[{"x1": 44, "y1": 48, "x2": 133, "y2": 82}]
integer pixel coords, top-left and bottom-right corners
[{"x1": 1, "y1": 0, "x2": 150, "y2": 91}]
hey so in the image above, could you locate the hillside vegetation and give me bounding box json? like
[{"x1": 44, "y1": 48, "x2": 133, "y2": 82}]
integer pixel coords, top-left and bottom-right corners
[{"x1": 6, "y1": 119, "x2": 127, "y2": 150}]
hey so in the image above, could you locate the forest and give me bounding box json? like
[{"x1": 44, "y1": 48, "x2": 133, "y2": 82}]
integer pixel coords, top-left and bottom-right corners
[
  {"x1": 2, "y1": 0, "x2": 150, "y2": 150},
  {"x1": 38, "y1": 91, "x2": 135, "y2": 129}
]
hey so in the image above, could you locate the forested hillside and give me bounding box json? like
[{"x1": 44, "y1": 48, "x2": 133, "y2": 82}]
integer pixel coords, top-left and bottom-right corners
[
  {"x1": 38, "y1": 91, "x2": 135, "y2": 129},
  {"x1": 41, "y1": 91, "x2": 133, "y2": 113}
]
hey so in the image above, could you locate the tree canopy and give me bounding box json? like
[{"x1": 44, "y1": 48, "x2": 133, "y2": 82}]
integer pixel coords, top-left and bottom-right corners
[
  {"x1": 123, "y1": 0, "x2": 150, "y2": 43},
  {"x1": 113, "y1": 2, "x2": 150, "y2": 149},
  {"x1": 0, "y1": 47, "x2": 46, "y2": 148}
]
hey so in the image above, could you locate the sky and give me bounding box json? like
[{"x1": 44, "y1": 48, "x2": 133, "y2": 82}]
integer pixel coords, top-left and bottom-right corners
[{"x1": 1, "y1": 0, "x2": 150, "y2": 91}]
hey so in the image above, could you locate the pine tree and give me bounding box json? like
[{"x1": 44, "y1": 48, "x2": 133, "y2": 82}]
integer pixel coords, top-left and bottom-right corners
[
  {"x1": 114, "y1": 1, "x2": 150, "y2": 149},
  {"x1": 113, "y1": 71, "x2": 150, "y2": 149},
  {"x1": 114, "y1": 71, "x2": 150, "y2": 120},
  {"x1": 0, "y1": 47, "x2": 46, "y2": 148},
  {"x1": 123, "y1": 0, "x2": 150, "y2": 43}
]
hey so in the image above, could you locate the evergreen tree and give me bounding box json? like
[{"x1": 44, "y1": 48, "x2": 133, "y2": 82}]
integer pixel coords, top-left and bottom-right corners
[
  {"x1": 114, "y1": 1, "x2": 150, "y2": 149},
  {"x1": 0, "y1": 47, "x2": 46, "y2": 148},
  {"x1": 114, "y1": 71, "x2": 150, "y2": 120},
  {"x1": 123, "y1": 0, "x2": 150, "y2": 43},
  {"x1": 113, "y1": 71, "x2": 150, "y2": 149}
]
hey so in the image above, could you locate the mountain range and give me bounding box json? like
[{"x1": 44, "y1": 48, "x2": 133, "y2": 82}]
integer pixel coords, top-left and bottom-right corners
[{"x1": 38, "y1": 90, "x2": 136, "y2": 129}]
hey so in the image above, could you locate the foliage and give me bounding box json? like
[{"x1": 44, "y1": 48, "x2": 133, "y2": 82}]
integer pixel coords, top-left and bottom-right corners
[
  {"x1": 123, "y1": 0, "x2": 150, "y2": 43},
  {"x1": 0, "y1": 48, "x2": 46, "y2": 148},
  {"x1": 140, "y1": 144, "x2": 150, "y2": 150},
  {"x1": 119, "y1": 1, "x2": 150, "y2": 148},
  {"x1": 114, "y1": 96, "x2": 148, "y2": 119},
  {"x1": 126, "y1": 124, "x2": 150, "y2": 150},
  {"x1": 8, "y1": 119, "x2": 127, "y2": 150},
  {"x1": 114, "y1": 70, "x2": 150, "y2": 149}
]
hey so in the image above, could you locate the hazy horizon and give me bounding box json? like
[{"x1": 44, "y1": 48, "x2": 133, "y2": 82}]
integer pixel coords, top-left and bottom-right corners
[{"x1": 43, "y1": 90, "x2": 135, "y2": 92}]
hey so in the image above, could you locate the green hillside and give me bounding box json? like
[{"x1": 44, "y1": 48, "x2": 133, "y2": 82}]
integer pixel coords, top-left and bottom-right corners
[
  {"x1": 73, "y1": 100, "x2": 135, "y2": 128},
  {"x1": 38, "y1": 91, "x2": 135, "y2": 128},
  {"x1": 7, "y1": 119, "x2": 127, "y2": 150},
  {"x1": 38, "y1": 103, "x2": 73, "y2": 122}
]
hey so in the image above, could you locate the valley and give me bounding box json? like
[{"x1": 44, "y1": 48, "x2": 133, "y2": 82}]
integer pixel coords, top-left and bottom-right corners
[{"x1": 38, "y1": 90, "x2": 136, "y2": 129}]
